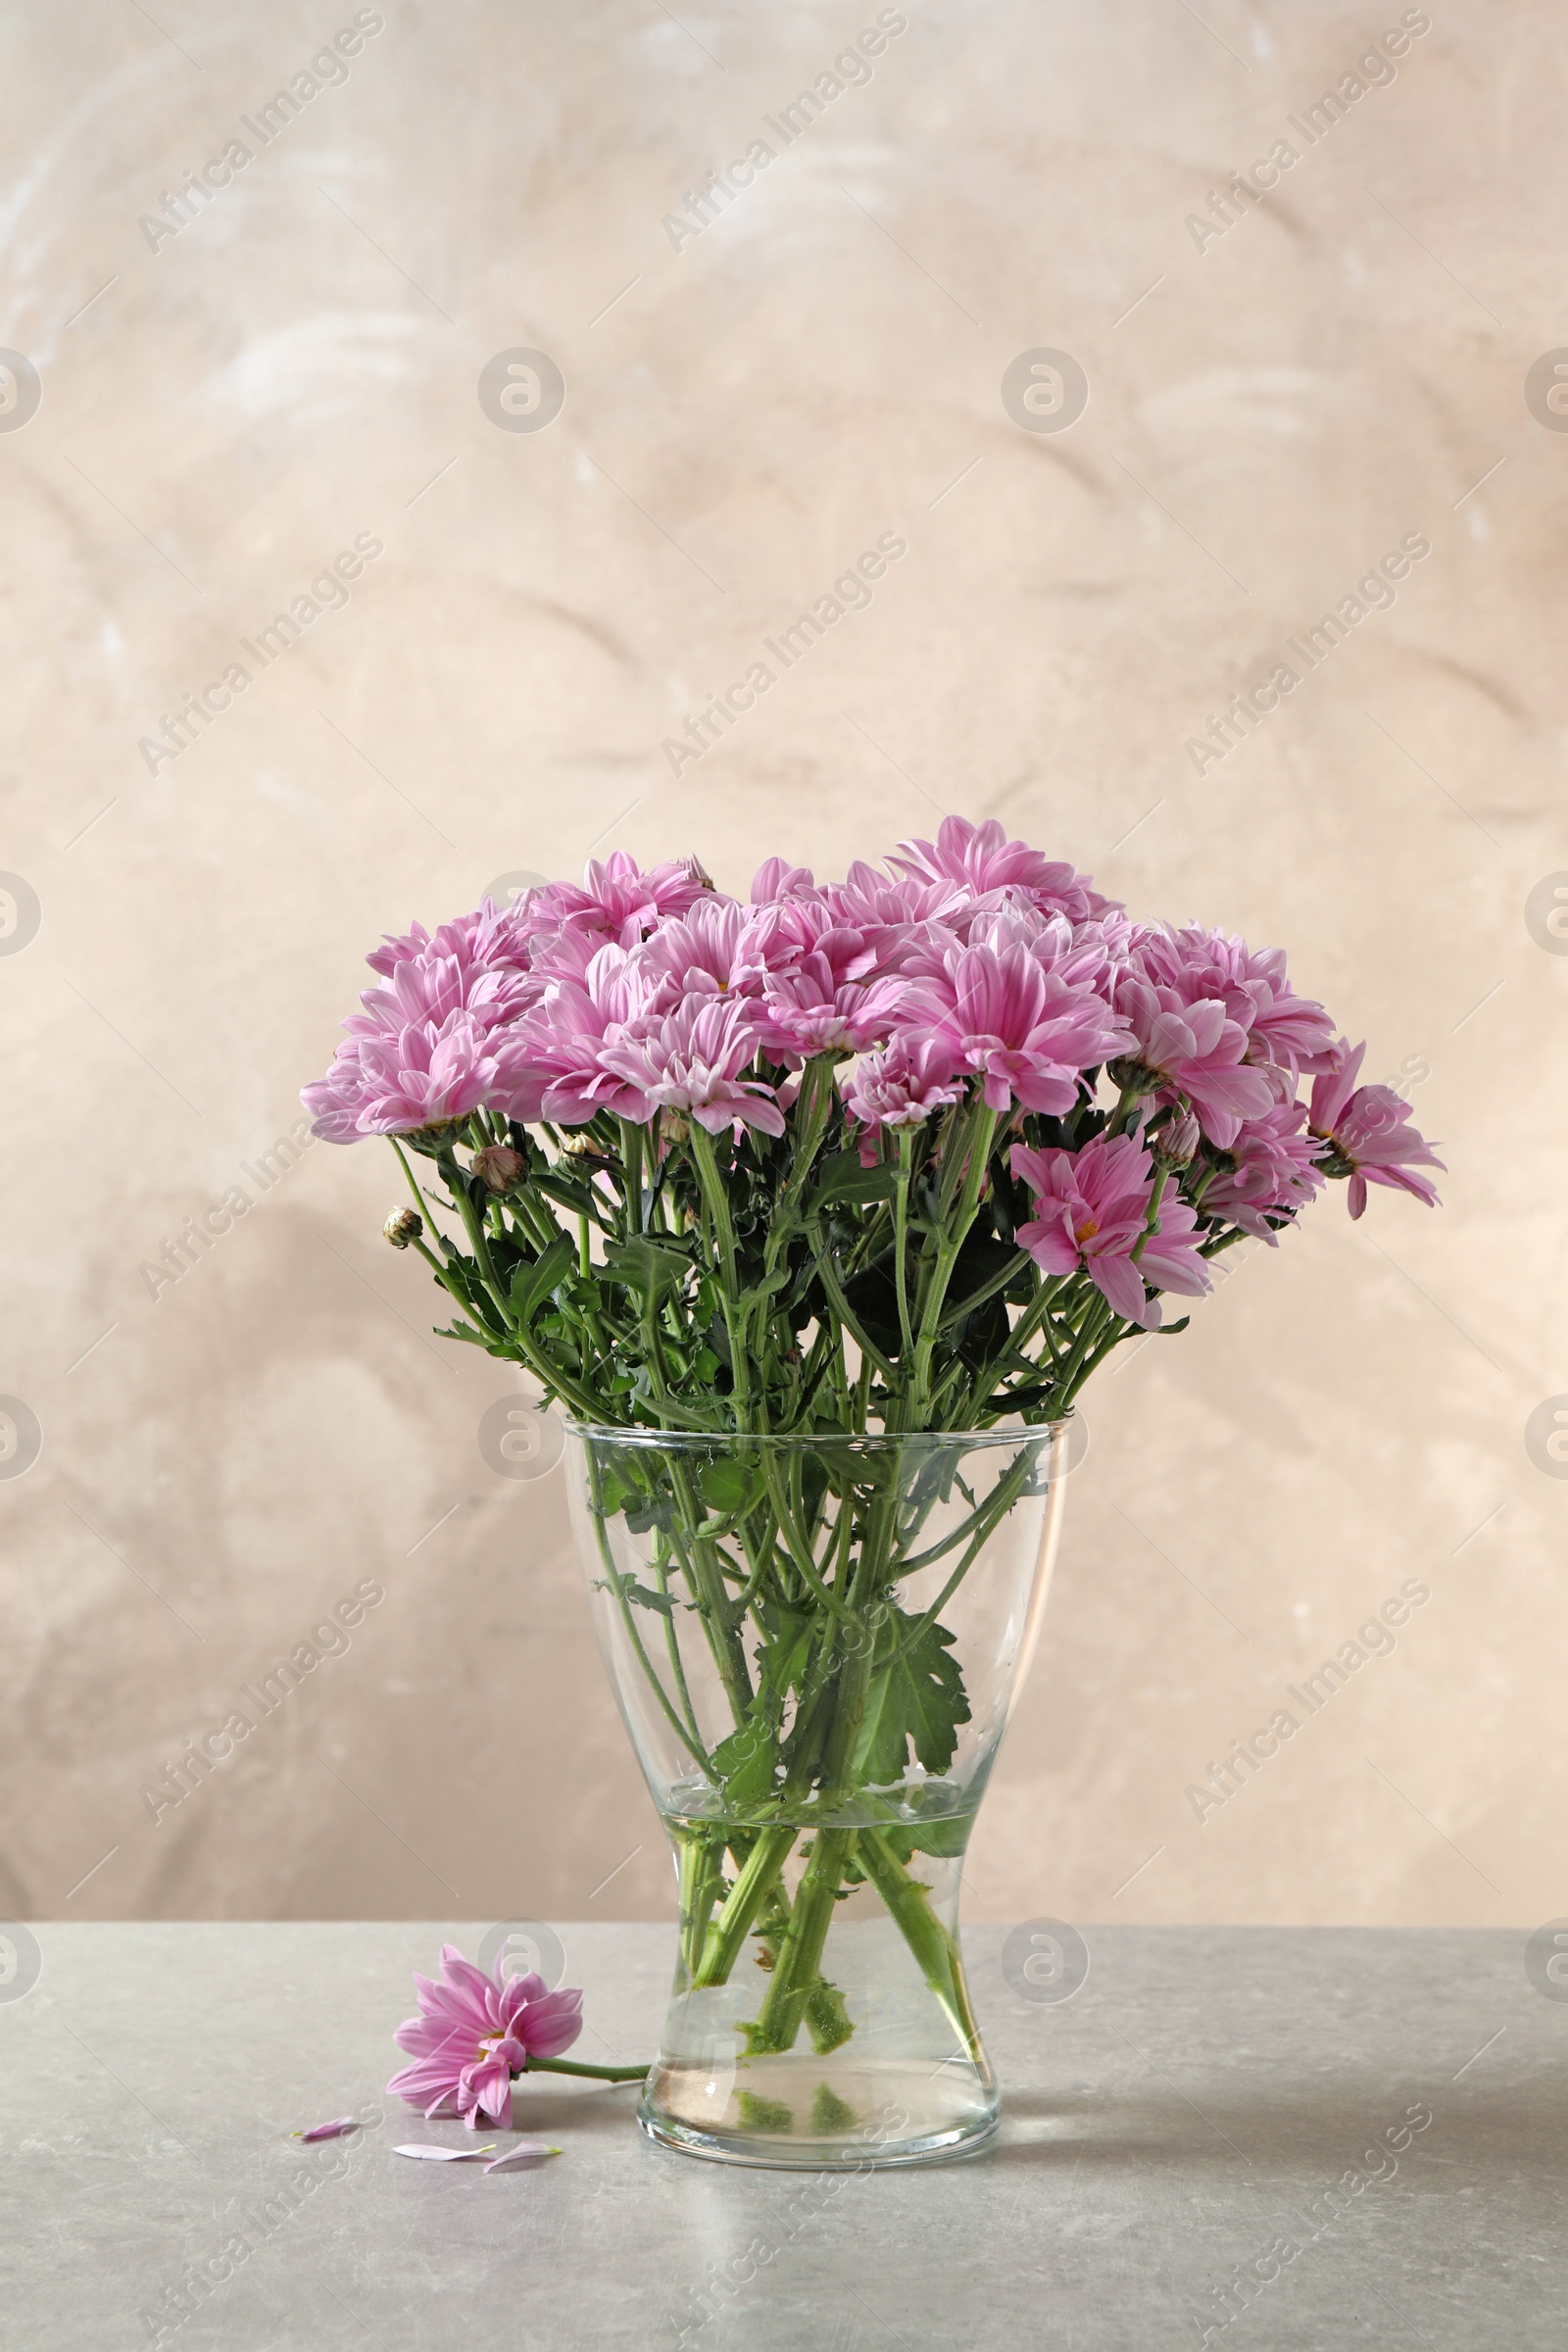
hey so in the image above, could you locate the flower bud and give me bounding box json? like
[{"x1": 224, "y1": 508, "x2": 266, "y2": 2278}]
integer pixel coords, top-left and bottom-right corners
[
  {"x1": 557, "y1": 1128, "x2": 601, "y2": 1158},
  {"x1": 1160, "y1": 1112, "x2": 1200, "y2": 1166},
  {"x1": 472, "y1": 1145, "x2": 524, "y2": 1194},
  {"x1": 383, "y1": 1207, "x2": 423, "y2": 1250},
  {"x1": 660, "y1": 1110, "x2": 691, "y2": 1144}
]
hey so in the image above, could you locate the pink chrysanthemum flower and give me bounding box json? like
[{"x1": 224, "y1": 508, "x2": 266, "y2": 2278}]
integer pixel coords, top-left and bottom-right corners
[
  {"x1": 739, "y1": 896, "x2": 879, "y2": 987},
  {"x1": 634, "y1": 897, "x2": 762, "y2": 1015},
  {"x1": 1135, "y1": 925, "x2": 1337, "y2": 1081},
  {"x1": 527, "y1": 851, "x2": 713, "y2": 949},
  {"x1": 1110, "y1": 976, "x2": 1278, "y2": 1150},
  {"x1": 756, "y1": 958, "x2": 905, "y2": 1062},
  {"x1": 820, "y1": 862, "x2": 969, "y2": 966},
  {"x1": 299, "y1": 1040, "x2": 374, "y2": 1144},
  {"x1": 387, "y1": 1945, "x2": 583, "y2": 2130},
  {"x1": 842, "y1": 1038, "x2": 965, "y2": 1136},
  {"x1": 348, "y1": 942, "x2": 534, "y2": 1041},
  {"x1": 890, "y1": 816, "x2": 1119, "y2": 925},
  {"x1": 1308, "y1": 1040, "x2": 1445, "y2": 1217},
  {"x1": 499, "y1": 945, "x2": 656, "y2": 1126},
  {"x1": 961, "y1": 903, "x2": 1118, "y2": 996},
  {"x1": 1073, "y1": 907, "x2": 1150, "y2": 990},
  {"x1": 306, "y1": 905, "x2": 568, "y2": 1143},
  {"x1": 303, "y1": 1010, "x2": 505, "y2": 1142},
  {"x1": 365, "y1": 902, "x2": 538, "y2": 982},
  {"x1": 1200, "y1": 1102, "x2": 1325, "y2": 1241},
  {"x1": 598, "y1": 998, "x2": 785, "y2": 1137},
  {"x1": 1011, "y1": 1134, "x2": 1212, "y2": 1329},
  {"x1": 749, "y1": 857, "x2": 822, "y2": 905},
  {"x1": 906, "y1": 943, "x2": 1130, "y2": 1115}
]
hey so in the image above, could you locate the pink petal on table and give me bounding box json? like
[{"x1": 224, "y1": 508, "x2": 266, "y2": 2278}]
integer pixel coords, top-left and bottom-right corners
[
  {"x1": 294, "y1": 2118, "x2": 359, "y2": 2142},
  {"x1": 394, "y1": 2142, "x2": 497, "y2": 2162},
  {"x1": 484, "y1": 2142, "x2": 562, "y2": 2175}
]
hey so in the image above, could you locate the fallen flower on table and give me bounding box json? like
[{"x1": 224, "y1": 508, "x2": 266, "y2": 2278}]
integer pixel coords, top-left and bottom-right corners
[
  {"x1": 394, "y1": 2142, "x2": 497, "y2": 2162},
  {"x1": 484, "y1": 2141, "x2": 563, "y2": 2173},
  {"x1": 292, "y1": 2117, "x2": 359, "y2": 2142},
  {"x1": 386, "y1": 1942, "x2": 651, "y2": 2129}
]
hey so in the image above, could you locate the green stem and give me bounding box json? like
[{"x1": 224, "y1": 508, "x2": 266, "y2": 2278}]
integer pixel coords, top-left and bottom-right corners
[
  {"x1": 1131, "y1": 1165, "x2": 1169, "y2": 1263},
  {"x1": 906, "y1": 1102, "x2": 999, "y2": 1418},
  {"x1": 664, "y1": 1458, "x2": 755, "y2": 1719},
  {"x1": 744, "y1": 1828, "x2": 857, "y2": 2054},
  {"x1": 525, "y1": 2056, "x2": 649, "y2": 2082},
  {"x1": 676, "y1": 1824, "x2": 729, "y2": 1981},
  {"x1": 408, "y1": 1235, "x2": 493, "y2": 1346},
  {"x1": 583, "y1": 1451, "x2": 717, "y2": 1780},
  {"x1": 1104, "y1": 1078, "x2": 1146, "y2": 1137},
  {"x1": 439, "y1": 1150, "x2": 514, "y2": 1328},
  {"x1": 893, "y1": 1131, "x2": 915, "y2": 1360},
  {"x1": 807, "y1": 1217, "x2": 898, "y2": 1387},
  {"x1": 687, "y1": 1126, "x2": 752, "y2": 1421},
  {"x1": 652, "y1": 1535, "x2": 704, "y2": 1748},
  {"x1": 891, "y1": 1441, "x2": 1043, "y2": 1661},
  {"x1": 759, "y1": 1450, "x2": 860, "y2": 1627},
  {"x1": 1053, "y1": 1293, "x2": 1119, "y2": 1408},
  {"x1": 694, "y1": 1824, "x2": 800, "y2": 1986},
  {"x1": 514, "y1": 1180, "x2": 569, "y2": 1258},
  {"x1": 391, "y1": 1138, "x2": 432, "y2": 1223},
  {"x1": 933, "y1": 1246, "x2": 1027, "y2": 1332},
  {"x1": 421, "y1": 1165, "x2": 606, "y2": 1420},
  {"x1": 740, "y1": 1566, "x2": 884, "y2": 2048},
  {"x1": 764, "y1": 1054, "x2": 837, "y2": 1274},
  {"x1": 617, "y1": 1117, "x2": 646, "y2": 1234},
  {"x1": 1004, "y1": 1272, "x2": 1068, "y2": 1363},
  {"x1": 856, "y1": 1830, "x2": 981, "y2": 2057}
]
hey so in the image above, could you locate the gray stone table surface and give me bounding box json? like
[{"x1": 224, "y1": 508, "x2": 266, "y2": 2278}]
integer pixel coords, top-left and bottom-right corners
[{"x1": 3, "y1": 1924, "x2": 1564, "y2": 2350}]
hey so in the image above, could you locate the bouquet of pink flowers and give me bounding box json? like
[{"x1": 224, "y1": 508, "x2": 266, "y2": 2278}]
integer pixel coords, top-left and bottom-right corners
[
  {"x1": 304, "y1": 815, "x2": 1441, "y2": 1440},
  {"x1": 308, "y1": 818, "x2": 1443, "y2": 2133}
]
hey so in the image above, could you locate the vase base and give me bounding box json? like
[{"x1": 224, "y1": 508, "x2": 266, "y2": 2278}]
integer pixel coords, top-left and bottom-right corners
[
  {"x1": 638, "y1": 2054, "x2": 1000, "y2": 2170},
  {"x1": 640, "y1": 2108, "x2": 1000, "y2": 2170}
]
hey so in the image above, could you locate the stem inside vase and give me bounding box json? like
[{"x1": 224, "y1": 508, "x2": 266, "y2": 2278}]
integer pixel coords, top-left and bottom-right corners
[{"x1": 568, "y1": 1425, "x2": 1066, "y2": 2167}]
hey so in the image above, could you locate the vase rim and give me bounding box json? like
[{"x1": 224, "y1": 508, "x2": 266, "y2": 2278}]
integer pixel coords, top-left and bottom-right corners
[{"x1": 562, "y1": 1416, "x2": 1075, "y2": 1452}]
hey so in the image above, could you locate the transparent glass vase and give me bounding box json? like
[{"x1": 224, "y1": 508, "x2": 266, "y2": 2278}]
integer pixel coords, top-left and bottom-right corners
[{"x1": 565, "y1": 1422, "x2": 1071, "y2": 2169}]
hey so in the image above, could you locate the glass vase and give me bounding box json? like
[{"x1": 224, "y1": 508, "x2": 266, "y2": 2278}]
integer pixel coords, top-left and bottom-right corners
[{"x1": 564, "y1": 1422, "x2": 1070, "y2": 2169}]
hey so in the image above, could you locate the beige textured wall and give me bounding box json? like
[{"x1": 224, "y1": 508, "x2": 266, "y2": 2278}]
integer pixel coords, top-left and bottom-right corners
[{"x1": 4, "y1": 0, "x2": 1563, "y2": 1933}]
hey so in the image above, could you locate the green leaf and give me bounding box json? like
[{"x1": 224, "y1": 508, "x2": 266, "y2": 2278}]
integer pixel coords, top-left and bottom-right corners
[
  {"x1": 841, "y1": 1812, "x2": 971, "y2": 1881},
  {"x1": 734, "y1": 1267, "x2": 791, "y2": 1315},
  {"x1": 809, "y1": 1151, "x2": 897, "y2": 1208},
  {"x1": 853, "y1": 1608, "x2": 971, "y2": 1785},
  {"x1": 877, "y1": 1816, "x2": 971, "y2": 1863},
  {"x1": 711, "y1": 1718, "x2": 782, "y2": 1809},
  {"x1": 755, "y1": 1606, "x2": 815, "y2": 1704},
  {"x1": 939, "y1": 1229, "x2": 1031, "y2": 1326},
  {"x1": 532, "y1": 1167, "x2": 604, "y2": 1217},
  {"x1": 509, "y1": 1235, "x2": 574, "y2": 1326},
  {"x1": 705, "y1": 1311, "x2": 733, "y2": 1372},
  {"x1": 698, "y1": 1456, "x2": 763, "y2": 1517},
  {"x1": 840, "y1": 1263, "x2": 904, "y2": 1361},
  {"x1": 601, "y1": 1234, "x2": 691, "y2": 1307},
  {"x1": 621, "y1": 1496, "x2": 675, "y2": 1536},
  {"x1": 710, "y1": 1607, "x2": 818, "y2": 1810},
  {"x1": 607, "y1": 1572, "x2": 677, "y2": 1619},
  {"x1": 590, "y1": 1468, "x2": 634, "y2": 1518},
  {"x1": 432, "y1": 1317, "x2": 486, "y2": 1345}
]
